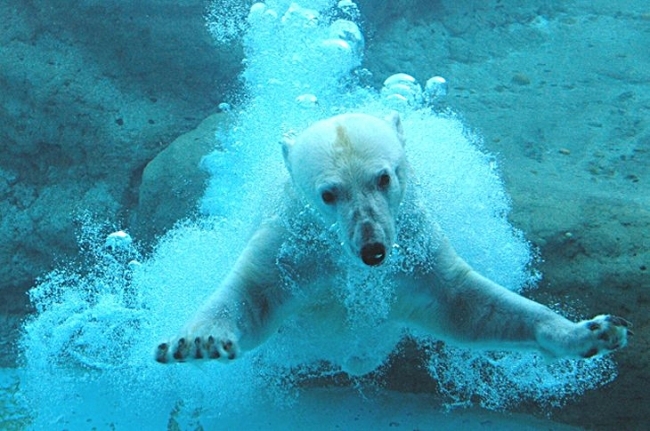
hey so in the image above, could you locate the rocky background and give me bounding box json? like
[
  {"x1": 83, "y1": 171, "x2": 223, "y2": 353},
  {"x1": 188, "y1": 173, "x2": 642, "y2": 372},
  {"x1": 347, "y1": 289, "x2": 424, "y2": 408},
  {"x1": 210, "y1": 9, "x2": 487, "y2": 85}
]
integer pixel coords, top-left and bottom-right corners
[{"x1": 1, "y1": 0, "x2": 648, "y2": 429}]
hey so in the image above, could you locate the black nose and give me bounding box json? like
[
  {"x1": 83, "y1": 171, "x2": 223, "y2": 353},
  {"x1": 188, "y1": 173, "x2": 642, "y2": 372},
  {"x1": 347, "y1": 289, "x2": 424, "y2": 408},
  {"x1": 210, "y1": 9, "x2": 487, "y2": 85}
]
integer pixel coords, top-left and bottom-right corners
[{"x1": 361, "y1": 243, "x2": 386, "y2": 266}]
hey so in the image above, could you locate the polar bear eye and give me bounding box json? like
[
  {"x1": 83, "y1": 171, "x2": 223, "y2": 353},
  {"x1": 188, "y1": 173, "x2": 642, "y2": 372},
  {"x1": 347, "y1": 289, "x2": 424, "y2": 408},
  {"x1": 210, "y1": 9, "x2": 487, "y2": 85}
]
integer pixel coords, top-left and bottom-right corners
[
  {"x1": 321, "y1": 190, "x2": 337, "y2": 205},
  {"x1": 377, "y1": 173, "x2": 391, "y2": 190}
]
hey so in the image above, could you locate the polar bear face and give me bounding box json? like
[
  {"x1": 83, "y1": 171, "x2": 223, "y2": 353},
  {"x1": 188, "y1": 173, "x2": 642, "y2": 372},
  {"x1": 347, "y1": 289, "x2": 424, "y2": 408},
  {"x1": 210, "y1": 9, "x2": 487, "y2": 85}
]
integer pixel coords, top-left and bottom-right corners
[{"x1": 283, "y1": 113, "x2": 407, "y2": 266}]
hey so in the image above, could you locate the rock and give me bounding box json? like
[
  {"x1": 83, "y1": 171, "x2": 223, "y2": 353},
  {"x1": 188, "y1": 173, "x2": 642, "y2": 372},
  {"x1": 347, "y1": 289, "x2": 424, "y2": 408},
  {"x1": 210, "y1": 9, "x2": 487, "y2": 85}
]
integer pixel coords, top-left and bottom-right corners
[
  {"x1": 134, "y1": 114, "x2": 226, "y2": 240},
  {"x1": 0, "y1": 0, "x2": 242, "y2": 292}
]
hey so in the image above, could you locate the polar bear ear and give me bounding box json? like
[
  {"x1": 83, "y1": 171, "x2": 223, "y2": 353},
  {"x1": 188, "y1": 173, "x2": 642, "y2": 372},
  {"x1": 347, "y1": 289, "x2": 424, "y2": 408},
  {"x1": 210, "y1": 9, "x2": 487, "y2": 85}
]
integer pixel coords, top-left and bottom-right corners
[
  {"x1": 385, "y1": 111, "x2": 405, "y2": 146},
  {"x1": 281, "y1": 135, "x2": 295, "y2": 173}
]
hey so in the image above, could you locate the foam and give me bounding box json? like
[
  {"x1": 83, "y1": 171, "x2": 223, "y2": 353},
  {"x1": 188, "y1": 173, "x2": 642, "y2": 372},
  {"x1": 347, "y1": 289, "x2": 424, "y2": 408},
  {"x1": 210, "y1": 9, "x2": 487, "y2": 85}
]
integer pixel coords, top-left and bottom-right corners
[{"x1": 18, "y1": 1, "x2": 617, "y2": 427}]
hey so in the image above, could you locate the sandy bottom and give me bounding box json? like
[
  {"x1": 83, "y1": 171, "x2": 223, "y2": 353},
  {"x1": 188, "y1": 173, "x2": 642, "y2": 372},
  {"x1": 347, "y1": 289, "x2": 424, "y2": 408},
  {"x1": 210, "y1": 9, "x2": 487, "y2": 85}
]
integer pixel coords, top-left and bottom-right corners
[
  {"x1": 213, "y1": 387, "x2": 582, "y2": 431},
  {"x1": 1, "y1": 366, "x2": 582, "y2": 430}
]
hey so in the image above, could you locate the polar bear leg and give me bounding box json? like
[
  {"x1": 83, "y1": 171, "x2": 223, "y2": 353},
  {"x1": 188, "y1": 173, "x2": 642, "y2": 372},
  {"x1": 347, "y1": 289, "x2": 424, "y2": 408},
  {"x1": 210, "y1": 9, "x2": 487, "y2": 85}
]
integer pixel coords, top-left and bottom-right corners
[
  {"x1": 396, "y1": 236, "x2": 632, "y2": 358},
  {"x1": 155, "y1": 218, "x2": 294, "y2": 364},
  {"x1": 424, "y1": 269, "x2": 632, "y2": 359},
  {"x1": 404, "y1": 236, "x2": 631, "y2": 360}
]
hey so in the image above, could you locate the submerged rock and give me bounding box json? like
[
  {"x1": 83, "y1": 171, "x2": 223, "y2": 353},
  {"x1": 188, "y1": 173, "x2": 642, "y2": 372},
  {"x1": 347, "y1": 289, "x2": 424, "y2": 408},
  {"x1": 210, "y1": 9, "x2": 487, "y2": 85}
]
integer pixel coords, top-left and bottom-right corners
[
  {"x1": 135, "y1": 113, "x2": 227, "y2": 240},
  {"x1": 0, "y1": 0, "x2": 241, "y2": 292}
]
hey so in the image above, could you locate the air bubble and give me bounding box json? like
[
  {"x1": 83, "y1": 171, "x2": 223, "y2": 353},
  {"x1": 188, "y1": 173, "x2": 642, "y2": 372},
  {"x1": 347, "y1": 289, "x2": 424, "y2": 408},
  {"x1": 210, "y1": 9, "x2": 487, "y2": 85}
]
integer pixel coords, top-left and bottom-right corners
[
  {"x1": 424, "y1": 76, "x2": 448, "y2": 106},
  {"x1": 104, "y1": 230, "x2": 132, "y2": 251},
  {"x1": 381, "y1": 73, "x2": 423, "y2": 109},
  {"x1": 296, "y1": 93, "x2": 319, "y2": 108},
  {"x1": 249, "y1": 2, "x2": 266, "y2": 17},
  {"x1": 248, "y1": 2, "x2": 278, "y2": 26},
  {"x1": 382, "y1": 93, "x2": 411, "y2": 110},
  {"x1": 281, "y1": 3, "x2": 319, "y2": 28},
  {"x1": 329, "y1": 19, "x2": 364, "y2": 55},
  {"x1": 321, "y1": 38, "x2": 353, "y2": 55},
  {"x1": 337, "y1": 0, "x2": 360, "y2": 20},
  {"x1": 383, "y1": 73, "x2": 418, "y2": 87}
]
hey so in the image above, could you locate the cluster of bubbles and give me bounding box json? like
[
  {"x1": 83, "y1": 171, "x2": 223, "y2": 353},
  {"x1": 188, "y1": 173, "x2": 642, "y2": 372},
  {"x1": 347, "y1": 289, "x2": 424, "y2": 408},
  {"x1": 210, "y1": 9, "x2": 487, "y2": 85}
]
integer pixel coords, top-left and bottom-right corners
[
  {"x1": 13, "y1": 0, "x2": 620, "y2": 428},
  {"x1": 381, "y1": 73, "x2": 448, "y2": 111},
  {"x1": 426, "y1": 342, "x2": 617, "y2": 411},
  {"x1": 201, "y1": 0, "x2": 374, "y2": 219}
]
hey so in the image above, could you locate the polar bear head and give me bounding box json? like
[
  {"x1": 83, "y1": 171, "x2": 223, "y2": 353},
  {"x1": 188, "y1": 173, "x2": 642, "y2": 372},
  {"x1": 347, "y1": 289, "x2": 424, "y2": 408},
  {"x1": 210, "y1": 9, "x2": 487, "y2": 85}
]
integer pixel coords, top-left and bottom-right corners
[{"x1": 282, "y1": 113, "x2": 408, "y2": 266}]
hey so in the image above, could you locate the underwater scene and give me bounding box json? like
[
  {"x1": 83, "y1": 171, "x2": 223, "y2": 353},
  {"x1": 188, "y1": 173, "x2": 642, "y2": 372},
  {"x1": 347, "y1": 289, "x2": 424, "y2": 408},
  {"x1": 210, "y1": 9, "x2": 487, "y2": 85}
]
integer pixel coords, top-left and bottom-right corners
[{"x1": 1, "y1": 0, "x2": 648, "y2": 430}]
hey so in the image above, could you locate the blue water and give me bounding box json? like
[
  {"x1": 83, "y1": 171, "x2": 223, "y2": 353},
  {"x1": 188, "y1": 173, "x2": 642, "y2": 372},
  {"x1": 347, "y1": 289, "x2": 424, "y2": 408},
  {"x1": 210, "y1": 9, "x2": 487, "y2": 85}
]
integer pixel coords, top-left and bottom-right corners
[{"x1": 4, "y1": 1, "x2": 621, "y2": 429}]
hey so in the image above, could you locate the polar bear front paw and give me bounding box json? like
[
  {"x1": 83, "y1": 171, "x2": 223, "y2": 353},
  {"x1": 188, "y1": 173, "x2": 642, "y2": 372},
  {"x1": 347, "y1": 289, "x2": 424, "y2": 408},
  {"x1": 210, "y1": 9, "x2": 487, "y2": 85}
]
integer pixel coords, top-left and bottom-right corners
[
  {"x1": 155, "y1": 333, "x2": 240, "y2": 364},
  {"x1": 578, "y1": 314, "x2": 632, "y2": 358}
]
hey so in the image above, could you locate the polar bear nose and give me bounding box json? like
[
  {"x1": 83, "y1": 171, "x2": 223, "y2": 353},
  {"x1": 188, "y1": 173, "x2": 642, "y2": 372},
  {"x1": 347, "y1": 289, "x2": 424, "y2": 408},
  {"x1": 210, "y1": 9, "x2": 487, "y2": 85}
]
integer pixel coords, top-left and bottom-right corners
[{"x1": 361, "y1": 242, "x2": 386, "y2": 266}]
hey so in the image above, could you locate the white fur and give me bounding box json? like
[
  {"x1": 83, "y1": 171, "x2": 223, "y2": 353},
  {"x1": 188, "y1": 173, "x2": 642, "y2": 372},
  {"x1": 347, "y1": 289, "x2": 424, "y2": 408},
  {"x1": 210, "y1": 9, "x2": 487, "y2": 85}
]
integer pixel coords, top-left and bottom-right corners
[{"x1": 155, "y1": 113, "x2": 630, "y2": 374}]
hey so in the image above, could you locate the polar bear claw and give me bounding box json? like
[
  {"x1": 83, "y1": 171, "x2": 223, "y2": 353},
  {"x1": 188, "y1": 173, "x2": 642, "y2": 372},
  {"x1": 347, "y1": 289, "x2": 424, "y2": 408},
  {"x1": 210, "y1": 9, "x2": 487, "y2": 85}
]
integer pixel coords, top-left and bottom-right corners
[
  {"x1": 155, "y1": 335, "x2": 239, "y2": 363},
  {"x1": 580, "y1": 315, "x2": 632, "y2": 358}
]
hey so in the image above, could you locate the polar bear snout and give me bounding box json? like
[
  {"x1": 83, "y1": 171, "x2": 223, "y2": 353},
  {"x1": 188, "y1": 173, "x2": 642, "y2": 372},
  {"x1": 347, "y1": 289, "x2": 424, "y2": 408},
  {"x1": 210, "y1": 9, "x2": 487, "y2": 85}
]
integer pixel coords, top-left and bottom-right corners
[
  {"x1": 349, "y1": 215, "x2": 393, "y2": 266},
  {"x1": 361, "y1": 242, "x2": 387, "y2": 266}
]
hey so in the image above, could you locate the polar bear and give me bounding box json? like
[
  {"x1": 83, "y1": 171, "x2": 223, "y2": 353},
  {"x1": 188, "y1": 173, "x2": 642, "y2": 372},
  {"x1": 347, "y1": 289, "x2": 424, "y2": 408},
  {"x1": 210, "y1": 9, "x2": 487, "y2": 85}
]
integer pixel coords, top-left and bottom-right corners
[{"x1": 155, "y1": 113, "x2": 631, "y2": 372}]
